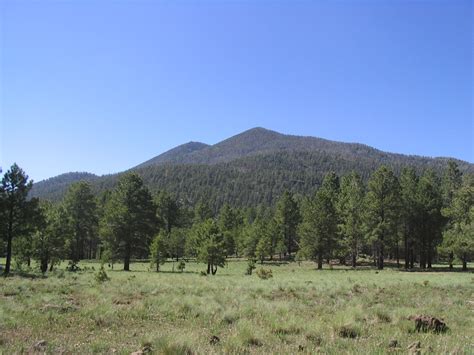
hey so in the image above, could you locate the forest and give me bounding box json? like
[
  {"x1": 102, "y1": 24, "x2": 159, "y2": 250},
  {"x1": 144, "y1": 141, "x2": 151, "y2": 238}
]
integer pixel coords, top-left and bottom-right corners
[{"x1": 1, "y1": 160, "x2": 472, "y2": 276}]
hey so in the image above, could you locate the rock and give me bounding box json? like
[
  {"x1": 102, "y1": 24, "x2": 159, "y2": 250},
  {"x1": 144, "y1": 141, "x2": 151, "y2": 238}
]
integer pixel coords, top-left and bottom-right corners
[
  {"x1": 209, "y1": 335, "x2": 220, "y2": 345},
  {"x1": 388, "y1": 339, "x2": 398, "y2": 348}
]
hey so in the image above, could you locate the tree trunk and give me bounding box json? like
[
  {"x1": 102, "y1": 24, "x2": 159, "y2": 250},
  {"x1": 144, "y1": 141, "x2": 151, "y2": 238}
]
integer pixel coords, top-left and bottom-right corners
[
  {"x1": 4, "y1": 206, "x2": 14, "y2": 275},
  {"x1": 212, "y1": 264, "x2": 217, "y2": 275},
  {"x1": 207, "y1": 263, "x2": 211, "y2": 274},
  {"x1": 404, "y1": 230, "x2": 409, "y2": 269},
  {"x1": 317, "y1": 252, "x2": 323, "y2": 270},
  {"x1": 462, "y1": 255, "x2": 467, "y2": 271},
  {"x1": 49, "y1": 262, "x2": 54, "y2": 272},
  {"x1": 156, "y1": 262, "x2": 160, "y2": 272},
  {"x1": 124, "y1": 251, "x2": 131, "y2": 271},
  {"x1": 378, "y1": 237, "x2": 384, "y2": 270},
  {"x1": 449, "y1": 251, "x2": 454, "y2": 269},
  {"x1": 352, "y1": 252, "x2": 356, "y2": 268},
  {"x1": 40, "y1": 258, "x2": 48, "y2": 273}
]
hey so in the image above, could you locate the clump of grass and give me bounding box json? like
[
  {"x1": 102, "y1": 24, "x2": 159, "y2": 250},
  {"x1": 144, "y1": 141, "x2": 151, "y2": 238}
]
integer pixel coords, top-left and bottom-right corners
[
  {"x1": 256, "y1": 268, "x2": 273, "y2": 279},
  {"x1": 222, "y1": 311, "x2": 239, "y2": 325},
  {"x1": 336, "y1": 324, "x2": 361, "y2": 339},
  {"x1": 154, "y1": 337, "x2": 193, "y2": 355},
  {"x1": 375, "y1": 310, "x2": 391, "y2": 323},
  {"x1": 305, "y1": 332, "x2": 323, "y2": 346},
  {"x1": 94, "y1": 266, "x2": 110, "y2": 283}
]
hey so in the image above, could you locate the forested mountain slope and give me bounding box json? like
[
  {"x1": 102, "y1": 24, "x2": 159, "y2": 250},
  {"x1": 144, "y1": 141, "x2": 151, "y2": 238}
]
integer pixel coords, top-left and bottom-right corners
[{"x1": 30, "y1": 127, "x2": 473, "y2": 207}]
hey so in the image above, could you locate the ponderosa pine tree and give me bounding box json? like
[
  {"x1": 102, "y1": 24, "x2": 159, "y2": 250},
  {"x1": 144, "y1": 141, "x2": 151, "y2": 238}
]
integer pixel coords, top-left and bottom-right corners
[
  {"x1": 399, "y1": 167, "x2": 419, "y2": 269},
  {"x1": 0, "y1": 164, "x2": 35, "y2": 275},
  {"x1": 337, "y1": 172, "x2": 365, "y2": 268},
  {"x1": 31, "y1": 202, "x2": 66, "y2": 273},
  {"x1": 194, "y1": 219, "x2": 226, "y2": 275},
  {"x1": 439, "y1": 174, "x2": 474, "y2": 270},
  {"x1": 417, "y1": 170, "x2": 443, "y2": 268},
  {"x1": 365, "y1": 166, "x2": 400, "y2": 270},
  {"x1": 150, "y1": 231, "x2": 168, "y2": 271},
  {"x1": 274, "y1": 191, "x2": 300, "y2": 257},
  {"x1": 299, "y1": 173, "x2": 339, "y2": 269},
  {"x1": 101, "y1": 173, "x2": 156, "y2": 271},
  {"x1": 155, "y1": 191, "x2": 181, "y2": 233},
  {"x1": 218, "y1": 203, "x2": 239, "y2": 256},
  {"x1": 63, "y1": 181, "x2": 99, "y2": 263}
]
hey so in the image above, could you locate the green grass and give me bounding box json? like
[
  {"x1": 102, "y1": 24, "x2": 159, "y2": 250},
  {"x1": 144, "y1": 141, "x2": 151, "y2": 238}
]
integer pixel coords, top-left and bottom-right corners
[{"x1": 0, "y1": 260, "x2": 473, "y2": 354}]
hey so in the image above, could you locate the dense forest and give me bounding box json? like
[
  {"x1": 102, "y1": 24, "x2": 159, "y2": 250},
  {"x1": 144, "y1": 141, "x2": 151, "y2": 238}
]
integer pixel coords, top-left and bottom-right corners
[
  {"x1": 1, "y1": 158, "x2": 473, "y2": 276},
  {"x1": 31, "y1": 128, "x2": 473, "y2": 210}
]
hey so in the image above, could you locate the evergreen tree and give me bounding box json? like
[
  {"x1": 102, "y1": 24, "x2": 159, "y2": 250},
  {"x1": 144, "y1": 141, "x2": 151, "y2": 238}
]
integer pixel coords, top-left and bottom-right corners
[
  {"x1": 365, "y1": 166, "x2": 401, "y2": 270},
  {"x1": 416, "y1": 170, "x2": 443, "y2": 268},
  {"x1": 274, "y1": 191, "x2": 300, "y2": 257},
  {"x1": 439, "y1": 175, "x2": 474, "y2": 270},
  {"x1": 0, "y1": 164, "x2": 35, "y2": 275},
  {"x1": 101, "y1": 173, "x2": 156, "y2": 271},
  {"x1": 399, "y1": 167, "x2": 419, "y2": 269},
  {"x1": 299, "y1": 173, "x2": 340, "y2": 269},
  {"x1": 155, "y1": 191, "x2": 181, "y2": 233},
  {"x1": 337, "y1": 172, "x2": 365, "y2": 268},
  {"x1": 63, "y1": 181, "x2": 99, "y2": 262},
  {"x1": 31, "y1": 202, "x2": 66, "y2": 273},
  {"x1": 195, "y1": 219, "x2": 226, "y2": 275},
  {"x1": 150, "y1": 231, "x2": 168, "y2": 271}
]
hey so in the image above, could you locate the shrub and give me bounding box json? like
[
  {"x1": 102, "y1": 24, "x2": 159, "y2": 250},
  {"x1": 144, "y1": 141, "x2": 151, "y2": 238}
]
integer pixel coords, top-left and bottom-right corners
[
  {"x1": 336, "y1": 324, "x2": 360, "y2": 338},
  {"x1": 246, "y1": 259, "x2": 256, "y2": 275},
  {"x1": 95, "y1": 266, "x2": 110, "y2": 283},
  {"x1": 177, "y1": 261, "x2": 186, "y2": 273},
  {"x1": 256, "y1": 268, "x2": 273, "y2": 279}
]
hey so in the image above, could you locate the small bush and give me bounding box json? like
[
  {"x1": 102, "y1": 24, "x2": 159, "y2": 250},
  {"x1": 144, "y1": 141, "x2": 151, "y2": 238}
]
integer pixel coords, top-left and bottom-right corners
[
  {"x1": 336, "y1": 324, "x2": 360, "y2": 339},
  {"x1": 177, "y1": 261, "x2": 186, "y2": 273},
  {"x1": 94, "y1": 266, "x2": 110, "y2": 283},
  {"x1": 246, "y1": 259, "x2": 256, "y2": 275},
  {"x1": 256, "y1": 268, "x2": 273, "y2": 280}
]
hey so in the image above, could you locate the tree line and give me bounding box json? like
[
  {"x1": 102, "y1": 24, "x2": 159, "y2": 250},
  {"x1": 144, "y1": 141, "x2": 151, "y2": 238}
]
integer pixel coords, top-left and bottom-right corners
[{"x1": 1, "y1": 161, "x2": 472, "y2": 276}]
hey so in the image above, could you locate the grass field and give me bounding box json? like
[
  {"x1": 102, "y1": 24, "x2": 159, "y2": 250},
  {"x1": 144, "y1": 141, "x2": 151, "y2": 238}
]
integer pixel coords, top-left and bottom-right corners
[{"x1": 0, "y1": 260, "x2": 473, "y2": 354}]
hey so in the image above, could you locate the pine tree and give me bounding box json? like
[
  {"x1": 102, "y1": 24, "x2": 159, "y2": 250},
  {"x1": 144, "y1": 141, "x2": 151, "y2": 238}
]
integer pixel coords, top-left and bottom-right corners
[
  {"x1": 299, "y1": 173, "x2": 340, "y2": 269},
  {"x1": 274, "y1": 191, "x2": 300, "y2": 257},
  {"x1": 101, "y1": 173, "x2": 156, "y2": 271},
  {"x1": 365, "y1": 166, "x2": 401, "y2": 270},
  {"x1": 63, "y1": 181, "x2": 99, "y2": 262},
  {"x1": 150, "y1": 231, "x2": 168, "y2": 271},
  {"x1": 0, "y1": 164, "x2": 35, "y2": 275},
  {"x1": 195, "y1": 219, "x2": 226, "y2": 275},
  {"x1": 337, "y1": 172, "x2": 365, "y2": 268},
  {"x1": 399, "y1": 167, "x2": 419, "y2": 269}
]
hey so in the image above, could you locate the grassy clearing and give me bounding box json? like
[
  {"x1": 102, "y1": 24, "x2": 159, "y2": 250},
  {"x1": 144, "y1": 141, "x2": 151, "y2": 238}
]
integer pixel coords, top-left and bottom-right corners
[{"x1": 0, "y1": 260, "x2": 473, "y2": 354}]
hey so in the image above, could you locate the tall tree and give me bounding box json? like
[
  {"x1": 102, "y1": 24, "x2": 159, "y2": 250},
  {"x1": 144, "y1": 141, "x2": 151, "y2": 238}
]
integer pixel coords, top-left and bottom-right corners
[
  {"x1": 31, "y1": 202, "x2": 66, "y2": 273},
  {"x1": 365, "y1": 166, "x2": 401, "y2": 270},
  {"x1": 337, "y1": 172, "x2": 365, "y2": 268},
  {"x1": 155, "y1": 191, "x2": 181, "y2": 233},
  {"x1": 63, "y1": 181, "x2": 99, "y2": 262},
  {"x1": 0, "y1": 164, "x2": 35, "y2": 275},
  {"x1": 399, "y1": 167, "x2": 419, "y2": 269},
  {"x1": 150, "y1": 231, "x2": 168, "y2": 272},
  {"x1": 439, "y1": 174, "x2": 474, "y2": 270},
  {"x1": 195, "y1": 219, "x2": 226, "y2": 275},
  {"x1": 299, "y1": 173, "x2": 340, "y2": 269},
  {"x1": 417, "y1": 170, "x2": 443, "y2": 268},
  {"x1": 101, "y1": 173, "x2": 156, "y2": 271},
  {"x1": 274, "y1": 191, "x2": 300, "y2": 257}
]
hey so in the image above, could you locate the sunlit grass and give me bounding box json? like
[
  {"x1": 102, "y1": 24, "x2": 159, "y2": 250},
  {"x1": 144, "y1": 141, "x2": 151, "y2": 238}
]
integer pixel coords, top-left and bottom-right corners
[{"x1": 0, "y1": 259, "x2": 473, "y2": 353}]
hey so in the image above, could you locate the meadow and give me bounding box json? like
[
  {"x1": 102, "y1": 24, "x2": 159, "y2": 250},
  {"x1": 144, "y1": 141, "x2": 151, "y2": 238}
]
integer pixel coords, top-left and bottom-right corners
[{"x1": 0, "y1": 260, "x2": 473, "y2": 354}]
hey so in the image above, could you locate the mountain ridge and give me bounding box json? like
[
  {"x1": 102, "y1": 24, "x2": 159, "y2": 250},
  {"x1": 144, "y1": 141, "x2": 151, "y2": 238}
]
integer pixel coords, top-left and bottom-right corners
[{"x1": 30, "y1": 127, "x2": 474, "y2": 205}]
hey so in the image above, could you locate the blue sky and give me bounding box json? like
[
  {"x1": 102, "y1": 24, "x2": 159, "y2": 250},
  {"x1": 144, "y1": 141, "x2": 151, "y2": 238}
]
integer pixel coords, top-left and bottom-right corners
[{"x1": 1, "y1": 0, "x2": 472, "y2": 182}]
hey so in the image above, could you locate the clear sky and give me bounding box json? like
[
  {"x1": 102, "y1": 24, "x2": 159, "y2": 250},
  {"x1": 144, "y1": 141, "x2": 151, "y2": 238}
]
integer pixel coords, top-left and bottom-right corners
[{"x1": 1, "y1": 0, "x2": 472, "y2": 182}]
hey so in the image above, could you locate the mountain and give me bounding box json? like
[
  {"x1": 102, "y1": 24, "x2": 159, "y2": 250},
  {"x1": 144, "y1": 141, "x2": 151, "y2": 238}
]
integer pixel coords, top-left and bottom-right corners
[
  {"x1": 30, "y1": 127, "x2": 473, "y2": 208},
  {"x1": 31, "y1": 172, "x2": 99, "y2": 201},
  {"x1": 136, "y1": 141, "x2": 209, "y2": 168}
]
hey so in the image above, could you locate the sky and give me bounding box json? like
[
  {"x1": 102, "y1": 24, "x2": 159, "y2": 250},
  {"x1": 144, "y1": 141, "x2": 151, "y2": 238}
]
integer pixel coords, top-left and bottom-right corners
[{"x1": 1, "y1": 0, "x2": 472, "y2": 182}]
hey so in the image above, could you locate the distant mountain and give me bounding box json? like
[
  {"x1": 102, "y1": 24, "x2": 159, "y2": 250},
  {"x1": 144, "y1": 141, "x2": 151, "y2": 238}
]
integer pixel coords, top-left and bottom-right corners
[
  {"x1": 30, "y1": 127, "x2": 473, "y2": 207},
  {"x1": 136, "y1": 141, "x2": 209, "y2": 168},
  {"x1": 31, "y1": 172, "x2": 99, "y2": 201}
]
